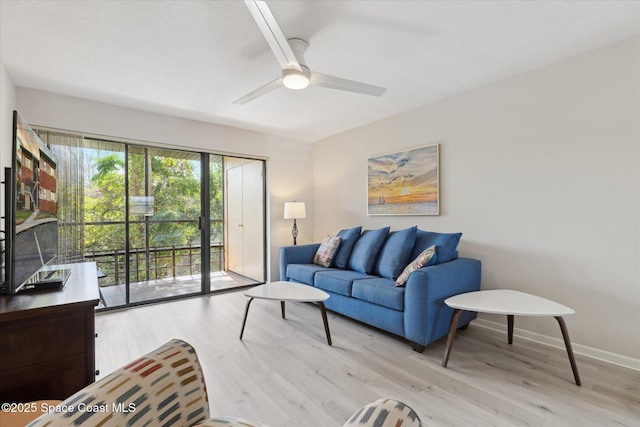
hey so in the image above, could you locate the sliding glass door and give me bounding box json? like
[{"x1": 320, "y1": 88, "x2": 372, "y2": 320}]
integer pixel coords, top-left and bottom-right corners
[
  {"x1": 126, "y1": 146, "x2": 203, "y2": 304},
  {"x1": 37, "y1": 128, "x2": 266, "y2": 310}
]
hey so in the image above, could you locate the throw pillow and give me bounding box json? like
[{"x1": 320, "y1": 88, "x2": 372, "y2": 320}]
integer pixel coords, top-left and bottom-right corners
[
  {"x1": 374, "y1": 226, "x2": 418, "y2": 280},
  {"x1": 332, "y1": 226, "x2": 362, "y2": 269},
  {"x1": 395, "y1": 245, "x2": 436, "y2": 286},
  {"x1": 411, "y1": 230, "x2": 462, "y2": 264},
  {"x1": 313, "y1": 235, "x2": 342, "y2": 267},
  {"x1": 347, "y1": 227, "x2": 391, "y2": 274}
]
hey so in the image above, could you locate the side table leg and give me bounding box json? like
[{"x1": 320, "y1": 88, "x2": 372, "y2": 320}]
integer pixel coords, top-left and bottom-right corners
[
  {"x1": 555, "y1": 316, "x2": 581, "y2": 386},
  {"x1": 239, "y1": 298, "x2": 254, "y2": 340},
  {"x1": 507, "y1": 314, "x2": 514, "y2": 344},
  {"x1": 442, "y1": 309, "x2": 463, "y2": 367},
  {"x1": 281, "y1": 301, "x2": 286, "y2": 319},
  {"x1": 318, "y1": 301, "x2": 332, "y2": 345}
]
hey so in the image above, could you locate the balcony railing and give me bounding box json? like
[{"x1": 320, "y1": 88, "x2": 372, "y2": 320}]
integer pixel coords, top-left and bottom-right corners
[{"x1": 83, "y1": 243, "x2": 224, "y2": 287}]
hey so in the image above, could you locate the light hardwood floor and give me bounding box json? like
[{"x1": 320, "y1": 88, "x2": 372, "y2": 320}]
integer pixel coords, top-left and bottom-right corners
[{"x1": 96, "y1": 290, "x2": 640, "y2": 426}]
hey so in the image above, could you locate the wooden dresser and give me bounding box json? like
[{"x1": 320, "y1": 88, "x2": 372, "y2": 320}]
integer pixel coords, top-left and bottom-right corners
[{"x1": 0, "y1": 262, "x2": 99, "y2": 403}]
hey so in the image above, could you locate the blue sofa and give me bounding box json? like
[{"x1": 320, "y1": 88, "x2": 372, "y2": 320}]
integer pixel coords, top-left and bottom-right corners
[{"x1": 279, "y1": 226, "x2": 481, "y2": 351}]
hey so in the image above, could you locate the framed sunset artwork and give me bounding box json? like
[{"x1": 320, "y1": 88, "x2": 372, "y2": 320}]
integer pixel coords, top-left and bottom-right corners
[{"x1": 367, "y1": 144, "x2": 440, "y2": 216}]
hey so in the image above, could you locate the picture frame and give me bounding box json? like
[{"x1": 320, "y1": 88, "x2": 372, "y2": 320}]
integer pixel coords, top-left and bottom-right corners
[{"x1": 367, "y1": 143, "x2": 439, "y2": 216}]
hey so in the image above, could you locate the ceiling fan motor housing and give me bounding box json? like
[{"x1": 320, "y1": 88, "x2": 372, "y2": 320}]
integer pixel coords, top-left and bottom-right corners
[
  {"x1": 282, "y1": 68, "x2": 310, "y2": 89},
  {"x1": 281, "y1": 38, "x2": 310, "y2": 89}
]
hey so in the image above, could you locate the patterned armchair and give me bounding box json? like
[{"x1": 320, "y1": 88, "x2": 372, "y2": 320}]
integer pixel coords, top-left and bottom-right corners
[{"x1": 27, "y1": 339, "x2": 421, "y2": 427}]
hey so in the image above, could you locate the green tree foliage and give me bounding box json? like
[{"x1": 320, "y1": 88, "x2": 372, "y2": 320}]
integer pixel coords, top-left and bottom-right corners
[
  {"x1": 85, "y1": 153, "x2": 125, "y2": 251},
  {"x1": 84, "y1": 150, "x2": 219, "y2": 251},
  {"x1": 209, "y1": 155, "x2": 223, "y2": 242}
]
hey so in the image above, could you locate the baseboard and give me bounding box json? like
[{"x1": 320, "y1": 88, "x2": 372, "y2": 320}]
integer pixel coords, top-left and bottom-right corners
[{"x1": 472, "y1": 318, "x2": 640, "y2": 372}]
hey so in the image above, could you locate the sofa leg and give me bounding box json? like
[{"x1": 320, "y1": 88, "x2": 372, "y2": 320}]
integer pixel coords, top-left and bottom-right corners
[
  {"x1": 411, "y1": 343, "x2": 426, "y2": 353},
  {"x1": 459, "y1": 323, "x2": 470, "y2": 331}
]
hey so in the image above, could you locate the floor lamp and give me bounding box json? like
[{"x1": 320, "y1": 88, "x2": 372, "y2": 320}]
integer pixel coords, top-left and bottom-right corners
[{"x1": 284, "y1": 201, "x2": 306, "y2": 245}]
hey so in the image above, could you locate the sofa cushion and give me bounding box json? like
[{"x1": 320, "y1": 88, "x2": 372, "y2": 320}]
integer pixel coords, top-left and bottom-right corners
[
  {"x1": 287, "y1": 264, "x2": 333, "y2": 285},
  {"x1": 333, "y1": 226, "x2": 362, "y2": 269},
  {"x1": 395, "y1": 245, "x2": 436, "y2": 286},
  {"x1": 374, "y1": 226, "x2": 418, "y2": 280},
  {"x1": 352, "y1": 277, "x2": 405, "y2": 311},
  {"x1": 315, "y1": 270, "x2": 374, "y2": 296},
  {"x1": 348, "y1": 227, "x2": 390, "y2": 274},
  {"x1": 411, "y1": 230, "x2": 462, "y2": 264},
  {"x1": 313, "y1": 235, "x2": 342, "y2": 267}
]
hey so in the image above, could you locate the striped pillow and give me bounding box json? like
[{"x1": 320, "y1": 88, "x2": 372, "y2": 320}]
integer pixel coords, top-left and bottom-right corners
[
  {"x1": 395, "y1": 245, "x2": 436, "y2": 286},
  {"x1": 313, "y1": 235, "x2": 342, "y2": 267}
]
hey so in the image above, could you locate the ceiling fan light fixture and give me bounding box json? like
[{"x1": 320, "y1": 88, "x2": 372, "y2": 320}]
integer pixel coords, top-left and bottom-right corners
[{"x1": 282, "y1": 69, "x2": 309, "y2": 90}]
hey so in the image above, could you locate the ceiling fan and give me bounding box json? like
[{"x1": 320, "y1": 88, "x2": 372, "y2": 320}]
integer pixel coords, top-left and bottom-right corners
[{"x1": 234, "y1": 0, "x2": 387, "y2": 105}]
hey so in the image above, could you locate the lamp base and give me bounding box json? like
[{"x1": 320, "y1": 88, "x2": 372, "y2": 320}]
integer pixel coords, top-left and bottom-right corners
[{"x1": 292, "y1": 219, "x2": 298, "y2": 245}]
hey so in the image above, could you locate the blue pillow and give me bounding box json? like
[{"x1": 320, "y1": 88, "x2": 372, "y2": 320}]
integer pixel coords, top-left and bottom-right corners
[
  {"x1": 332, "y1": 226, "x2": 362, "y2": 269},
  {"x1": 411, "y1": 230, "x2": 462, "y2": 264},
  {"x1": 374, "y1": 226, "x2": 418, "y2": 280},
  {"x1": 347, "y1": 227, "x2": 391, "y2": 274}
]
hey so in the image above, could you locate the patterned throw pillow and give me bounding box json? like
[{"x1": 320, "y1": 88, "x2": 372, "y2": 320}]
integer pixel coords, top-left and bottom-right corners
[
  {"x1": 395, "y1": 245, "x2": 436, "y2": 286},
  {"x1": 313, "y1": 235, "x2": 342, "y2": 267},
  {"x1": 343, "y1": 398, "x2": 422, "y2": 427}
]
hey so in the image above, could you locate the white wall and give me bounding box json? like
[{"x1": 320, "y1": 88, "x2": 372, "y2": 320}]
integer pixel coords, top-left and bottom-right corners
[
  {"x1": 0, "y1": 61, "x2": 17, "y2": 243},
  {"x1": 14, "y1": 88, "x2": 315, "y2": 281},
  {"x1": 0, "y1": 61, "x2": 16, "y2": 168},
  {"x1": 312, "y1": 37, "x2": 640, "y2": 363}
]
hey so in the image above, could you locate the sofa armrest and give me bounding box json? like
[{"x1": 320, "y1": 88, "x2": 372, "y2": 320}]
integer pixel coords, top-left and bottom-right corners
[
  {"x1": 279, "y1": 243, "x2": 321, "y2": 280},
  {"x1": 28, "y1": 339, "x2": 210, "y2": 427},
  {"x1": 403, "y1": 258, "x2": 481, "y2": 346}
]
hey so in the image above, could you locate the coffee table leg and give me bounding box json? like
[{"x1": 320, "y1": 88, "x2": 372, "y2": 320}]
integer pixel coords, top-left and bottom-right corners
[
  {"x1": 239, "y1": 298, "x2": 254, "y2": 340},
  {"x1": 555, "y1": 316, "x2": 581, "y2": 386},
  {"x1": 507, "y1": 314, "x2": 514, "y2": 344},
  {"x1": 442, "y1": 309, "x2": 463, "y2": 367},
  {"x1": 281, "y1": 301, "x2": 286, "y2": 319},
  {"x1": 318, "y1": 301, "x2": 332, "y2": 345}
]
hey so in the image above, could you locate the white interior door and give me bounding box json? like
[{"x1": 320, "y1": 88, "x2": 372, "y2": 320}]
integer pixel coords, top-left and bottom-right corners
[
  {"x1": 241, "y1": 161, "x2": 264, "y2": 281},
  {"x1": 226, "y1": 166, "x2": 244, "y2": 274},
  {"x1": 225, "y1": 160, "x2": 264, "y2": 281}
]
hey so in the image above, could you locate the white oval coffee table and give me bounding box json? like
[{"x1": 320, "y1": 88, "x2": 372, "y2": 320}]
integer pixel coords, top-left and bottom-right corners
[
  {"x1": 443, "y1": 289, "x2": 580, "y2": 385},
  {"x1": 239, "y1": 281, "x2": 332, "y2": 345}
]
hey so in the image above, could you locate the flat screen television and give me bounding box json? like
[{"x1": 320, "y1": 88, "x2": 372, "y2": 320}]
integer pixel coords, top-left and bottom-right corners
[{"x1": 1, "y1": 111, "x2": 69, "y2": 294}]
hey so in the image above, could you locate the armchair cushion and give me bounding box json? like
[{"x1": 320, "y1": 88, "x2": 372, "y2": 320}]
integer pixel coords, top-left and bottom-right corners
[
  {"x1": 28, "y1": 339, "x2": 209, "y2": 427},
  {"x1": 195, "y1": 417, "x2": 268, "y2": 427},
  {"x1": 343, "y1": 398, "x2": 422, "y2": 427}
]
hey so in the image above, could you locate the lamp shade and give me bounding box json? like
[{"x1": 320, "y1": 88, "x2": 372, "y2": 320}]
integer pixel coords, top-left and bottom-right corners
[{"x1": 284, "y1": 201, "x2": 306, "y2": 219}]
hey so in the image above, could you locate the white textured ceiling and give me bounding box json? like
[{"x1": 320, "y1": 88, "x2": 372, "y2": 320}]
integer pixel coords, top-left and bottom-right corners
[{"x1": 1, "y1": 1, "x2": 638, "y2": 142}]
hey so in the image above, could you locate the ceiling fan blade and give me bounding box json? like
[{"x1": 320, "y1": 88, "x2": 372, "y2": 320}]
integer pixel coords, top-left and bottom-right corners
[
  {"x1": 244, "y1": 0, "x2": 301, "y2": 71},
  {"x1": 310, "y1": 72, "x2": 387, "y2": 97},
  {"x1": 233, "y1": 77, "x2": 284, "y2": 105}
]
